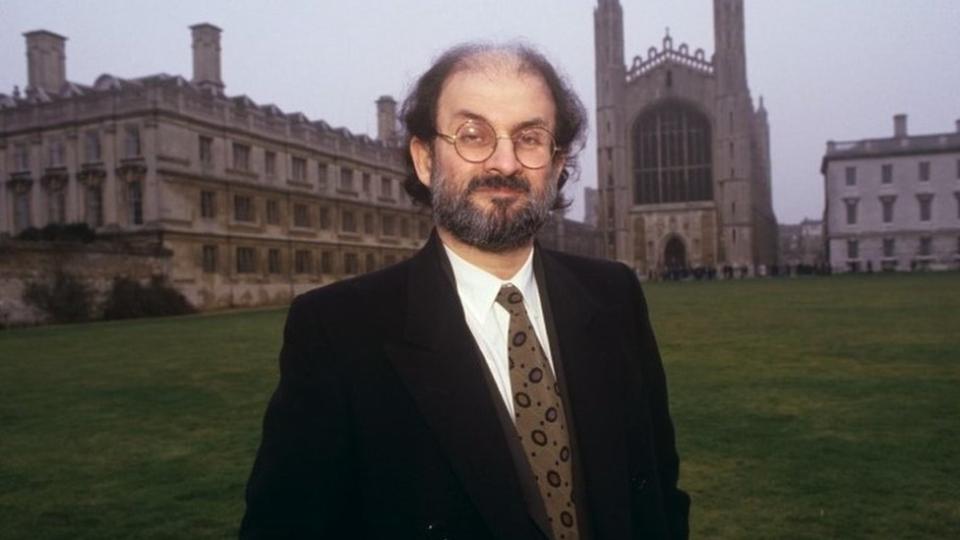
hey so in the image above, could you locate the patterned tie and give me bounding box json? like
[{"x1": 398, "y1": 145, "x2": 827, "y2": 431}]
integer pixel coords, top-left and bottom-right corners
[{"x1": 495, "y1": 284, "x2": 579, "y2": 540}]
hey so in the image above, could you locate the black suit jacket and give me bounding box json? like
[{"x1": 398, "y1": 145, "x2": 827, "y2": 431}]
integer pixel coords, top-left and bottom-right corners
[{"x1": 240, "y1": 233, "x2": 690, "y2": 539}]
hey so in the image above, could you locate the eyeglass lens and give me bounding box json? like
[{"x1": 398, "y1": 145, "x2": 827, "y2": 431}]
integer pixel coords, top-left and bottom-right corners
[{"x1": 454, "y1": 121, "x2": 554, "y2": 169}]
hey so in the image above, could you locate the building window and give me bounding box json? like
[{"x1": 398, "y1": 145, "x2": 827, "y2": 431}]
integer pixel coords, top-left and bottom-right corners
[
  {"x1": 84, "y1": 131, "x2": 101, "y2": 163},
  {"x1": 200, "y1": 190, "x2": 216, "y2": 219},
  {"x1": 14, "y1": 191, "x2": 31, "y2": 232},
  {"x1": 881, "y1": 163, "x2": 893, "y2": 184},
  {"x1": 342, "y1": 210, "x2": 356, "y2": 233},
  {"x1": 319, "y1": 207, "x2": 331, "y2": 230},
  {"x1": 320, "y1": 251, "x2": 334, "y2": 274},
  {"x1": 632, "y1": 102, "x2": 713, "y2": 204},
  {"x1": 364, "y1": 213, "x2": 375, "y2": 234},
  {"x1": 365, "y1": 253, "x2": 376, "y2": 273},
  {"x1": 264, "y1": 151, "x2": 276, "y2": 177},
  {"x1": 291, "y1": 156, "x2": 307, "y2": 182},
  {"x1": 918, "y1": 161, "x2": 930, "y2": 182},
  {"x1": 129, "y1": 180, "x2": 143, "y2": 225},
  {"x1": 381, "y1": 176, "x2": 393, "y2": 198},
  {"x1": 202, "y1": 245, "x2": 218, "y2": 273},
  {"x1": 294, "y1": 250, "x2": 312, "y2": 274},
  {"x1": 340, "y1": 167, "x2": 354, "y2": 191},
  {"x1": 47, "y1": 136, "x2": 65, "y2": 167},
  {"x1": 919, "y1": 237, "x2": 932, "y2": 256},
  {"x1": 383, "y1": 254, "x2": 397, "y2": 266},
  {"x1": 880, "y1": 196, "x2": 895, "y2": 224},
  {"x1": 847, "y1": 239, "x2": 858, "y2": 259},
  {"x1": 265, "y1": 199, "x2": 280, "y2": 225},
  {"x1": 382, "y1": 214, "x2": 396, "y2": 236},
  {"x1": 400, "y1": 217, "x2": 410, "y2": 238},
  {"x1": 268, "y1": 248, "x2": 281, "y2": 274},
  {"x1": 233, "y1": 143, "x2": 251, "y2": 171},
  {"x1": 317, "y1": 163, "x2": 329, "y2": 190},
  {"x1": 293, "y1": 203, "x2": 311, "y2": 228},
  {"x1": 845, "y1": 166, "x2": 856, "y2": 186},
  {"x1": 234, "y1": 194, "x2": 254, "y2": 222},
  {"x1": 85, "y1": 184, "x2": 103, "y2": 227},
  {"x1": 362, "y1": 173, "x2": 372, "y2": 193},
  {"x1": 917, "y1": 195, "x2": 932, "y2": 222},
  {"x1": 419, "y1": 219, "x2": 429, "y2": 239},
  {"x1": 124, "y1": 125, "x2": 141, "y2": 158},
  {"x1": 344, "y1": 252, "x2": 359, "y2": 275},
  {"x1": 199, "y1": 136, "x2": 213, "y2": 165},
  {"x1": 48, "y1": 188, "x2": 66, "y2": 224},
  {"x1": 883, "y1": 238, "x2": 895, "y2": 258},
  {"x1": 14, "y1": 142, "x2": 30, "y2": 171},
  {"x1": 236, "y1": 247, "x2": 257, "y2": 273},
  {"x1": 844, "y1": 198, "x2": 858, "y2": 225}
]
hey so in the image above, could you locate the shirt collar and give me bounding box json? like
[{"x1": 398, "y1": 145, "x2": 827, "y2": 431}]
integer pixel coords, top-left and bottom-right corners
[{"x1": 443, "y1": 243, "x2": 538, "y2": 324}]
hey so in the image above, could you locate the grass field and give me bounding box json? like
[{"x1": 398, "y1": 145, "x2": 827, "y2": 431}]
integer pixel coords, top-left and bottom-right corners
[{"x1": 1, "y1": 273, "x2": 958, "y2": 539}]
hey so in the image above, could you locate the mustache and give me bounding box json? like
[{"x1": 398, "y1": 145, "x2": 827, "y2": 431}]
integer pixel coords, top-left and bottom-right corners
[{"x1": 465, "y1": 175, "x2": 531, "y2": 195}]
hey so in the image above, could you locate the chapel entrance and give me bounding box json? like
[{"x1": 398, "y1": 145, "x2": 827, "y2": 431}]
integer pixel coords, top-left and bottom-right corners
[{"x1": 663, "y1": 236, "x2": 687, "y2": 270}]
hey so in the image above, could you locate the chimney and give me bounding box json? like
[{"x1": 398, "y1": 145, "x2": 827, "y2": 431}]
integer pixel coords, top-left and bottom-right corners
[
  {"x1": 955, "y1": 119, "x2": 960, "y2": 134},
  {"x1": 893, "y1": 114, "x2": 907, "y2": 138},
  {"x1": 376, "y1": 95, "x2": 398, "y2": 143},
  {"x1": 190, "y1": 23, "x2": 223, "y2": 93},
  {"x1": 24, "y1": 30, "x2": 67, "y2": 95}
]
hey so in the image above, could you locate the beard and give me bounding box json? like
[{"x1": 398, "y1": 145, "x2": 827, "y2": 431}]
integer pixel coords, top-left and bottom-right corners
[{"x1": 430, "y1": 168, "x2": 557, "y2": 252}]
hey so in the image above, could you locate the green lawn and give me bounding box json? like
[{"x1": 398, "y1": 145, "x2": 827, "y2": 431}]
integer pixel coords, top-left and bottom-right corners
[{"x1": 1, "y1": 273, "x2": 958, "y2": 538}]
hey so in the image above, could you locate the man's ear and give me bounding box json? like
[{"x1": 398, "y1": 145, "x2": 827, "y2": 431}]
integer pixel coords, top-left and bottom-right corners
[{"x1": 409, "y1": 137, "x2": 434, "y2": 187}]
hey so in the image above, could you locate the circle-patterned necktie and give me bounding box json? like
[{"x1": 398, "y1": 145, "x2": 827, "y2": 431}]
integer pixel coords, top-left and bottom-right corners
[{"x1": 495, "y1": 284, "x2": 579, "y2": 540}]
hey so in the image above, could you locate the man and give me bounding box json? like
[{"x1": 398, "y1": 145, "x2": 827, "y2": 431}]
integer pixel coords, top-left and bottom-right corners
[{"x1": 241, "y1": 43, "x2": 689, "y2": 539}]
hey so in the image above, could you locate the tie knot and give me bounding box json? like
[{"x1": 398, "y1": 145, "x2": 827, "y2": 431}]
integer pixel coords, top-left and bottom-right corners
[{"x1": 495, "y1": 284, "x2": 525, "y2": 312}]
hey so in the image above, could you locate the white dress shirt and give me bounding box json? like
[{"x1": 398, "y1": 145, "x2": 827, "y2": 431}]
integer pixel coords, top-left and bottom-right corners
[{"x1": 443, "y1": 244, "x2": 555, "y2": 418}]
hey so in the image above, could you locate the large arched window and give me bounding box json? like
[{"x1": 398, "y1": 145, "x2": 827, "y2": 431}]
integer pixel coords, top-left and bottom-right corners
[{"x1": 633, "y1": 103, "x2": 713, "y2": 205}]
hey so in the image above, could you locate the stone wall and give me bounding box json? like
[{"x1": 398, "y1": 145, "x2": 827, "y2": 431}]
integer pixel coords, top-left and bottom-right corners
[{"x1": 0, "y1": 240, "x2": 171, "y2": 326}]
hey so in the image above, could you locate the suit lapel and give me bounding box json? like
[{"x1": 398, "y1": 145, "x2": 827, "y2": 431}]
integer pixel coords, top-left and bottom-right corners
[
  {"x1": 383, "y1": 234, "x2": 540, "y2": 538},
  {"x1": 538, "y1": 249, "x2": 633, "y2": 539}
]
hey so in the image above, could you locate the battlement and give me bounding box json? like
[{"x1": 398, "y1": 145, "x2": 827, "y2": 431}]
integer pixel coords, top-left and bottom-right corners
[
  {"x1": 626, "y1": 32, "x2": 713, "y2": 83},
  {"x1": 0, "y1": 73, "x2": 403, "y2": 167}
]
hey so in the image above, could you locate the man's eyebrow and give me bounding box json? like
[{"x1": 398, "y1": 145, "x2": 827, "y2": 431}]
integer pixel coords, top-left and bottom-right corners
[{"x1": 450, "y1": 110, "x2": 552, "y2": 132}]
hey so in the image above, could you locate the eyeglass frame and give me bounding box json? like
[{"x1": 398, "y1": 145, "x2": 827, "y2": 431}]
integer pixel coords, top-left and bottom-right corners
[{"x1": 434, "y1": 119, "x2": 560, "y2": 170}]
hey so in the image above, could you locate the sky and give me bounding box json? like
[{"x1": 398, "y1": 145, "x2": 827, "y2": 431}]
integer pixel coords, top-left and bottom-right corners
[{"x1": 2, "y1": 0, "x2": 958, "y2": 224}]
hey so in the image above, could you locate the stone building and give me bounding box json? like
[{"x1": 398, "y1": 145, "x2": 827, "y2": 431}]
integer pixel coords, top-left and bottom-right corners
[
  {"x1": 0, "y1": 25, "x2": 429, "y2": 309},
  {"x1": 537, "y1": 206, "x2": 604, "y2": 259},
  {"x1": 594, "y1": 0, "x2": 778, "y2": 274},
  {"x1": 778, "y1": 218, "x2": 824, "y2": 268},
  {"x1": 822, "y1": 115, "x2": 960, "y2": 272}
]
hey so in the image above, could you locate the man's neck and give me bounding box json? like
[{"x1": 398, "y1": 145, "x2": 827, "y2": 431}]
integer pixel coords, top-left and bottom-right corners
[{"x1": 437, "y1": 228, "x2": 533, "y2": 280}]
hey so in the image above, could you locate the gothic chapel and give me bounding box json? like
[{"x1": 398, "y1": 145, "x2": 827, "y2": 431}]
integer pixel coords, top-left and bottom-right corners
[{"x1": 594, "y1": 0, "x2": 778, "y2": 274}]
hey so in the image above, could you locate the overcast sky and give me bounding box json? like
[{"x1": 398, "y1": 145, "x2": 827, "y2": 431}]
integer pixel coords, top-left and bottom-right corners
[{"x1": 2, "y1": 0, "x2": 958, "y2": 224}]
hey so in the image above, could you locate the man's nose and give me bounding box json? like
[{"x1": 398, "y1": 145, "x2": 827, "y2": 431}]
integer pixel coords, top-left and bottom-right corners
[{"x1": 483, "y1": 136, "x2": 522, "y2": 177}]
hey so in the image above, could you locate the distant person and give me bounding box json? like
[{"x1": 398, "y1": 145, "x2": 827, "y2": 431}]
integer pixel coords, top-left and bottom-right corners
[{"x1": 240, "y1": 42, "x2": 689, "y2": 539}]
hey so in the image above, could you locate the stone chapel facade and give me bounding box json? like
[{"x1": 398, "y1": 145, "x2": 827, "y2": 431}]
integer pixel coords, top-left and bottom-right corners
[{"x1": 594, "y1": 0, "x2": 778, "y2": 274}]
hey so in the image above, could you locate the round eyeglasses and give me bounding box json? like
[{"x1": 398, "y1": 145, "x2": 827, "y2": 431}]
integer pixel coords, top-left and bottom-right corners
[{"x1": 436, "y1": 120, "x2": 558, "y2": 170}]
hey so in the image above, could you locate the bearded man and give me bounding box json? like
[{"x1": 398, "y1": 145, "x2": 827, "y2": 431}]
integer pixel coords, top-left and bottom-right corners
[{"x1": 240, "y1": 43, "x2": 689, "y2": 540}]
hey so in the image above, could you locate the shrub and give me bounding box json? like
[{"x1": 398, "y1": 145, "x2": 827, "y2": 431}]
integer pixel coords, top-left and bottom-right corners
[
  {"x1": 102, "y1": 276, "x2": 195, "y2": 320},
  {"x1": 23, "y1": 271, "x2": 93, "y2": 323},
  {"x1": 16, "y1": 223, "x2": 96, "y2": 243}
]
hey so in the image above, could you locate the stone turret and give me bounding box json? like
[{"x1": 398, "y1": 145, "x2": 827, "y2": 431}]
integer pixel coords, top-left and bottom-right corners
[
  {"x1": 24, "y1": 30, "x2": 67, "y2": 96},
  {"x1": 376, "y1": 95, "x2": 398, "y2": 144},
  {"x1": 594, "y1": 0, "x2": 628, "y2": 261},
  {"x1": 191, "y1": 23, "x2": 224, "y2": 93}
]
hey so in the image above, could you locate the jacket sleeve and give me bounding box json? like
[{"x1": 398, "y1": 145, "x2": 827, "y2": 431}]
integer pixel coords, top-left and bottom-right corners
[
  {"x1": 240, "y1": 294, "x2": 358, "y2": 539},
  {"x1": 623, "y1": 265, "x2": 691, "y2": 539}
]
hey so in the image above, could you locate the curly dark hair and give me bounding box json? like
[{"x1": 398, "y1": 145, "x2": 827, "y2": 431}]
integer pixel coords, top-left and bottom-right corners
[{"x1": 400, "y1": 42, "x2": 587, "y2": 210}]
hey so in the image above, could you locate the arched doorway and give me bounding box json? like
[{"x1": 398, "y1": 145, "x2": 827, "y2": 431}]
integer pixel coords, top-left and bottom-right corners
[{"x1": 664, "y1": 236, "x2": 687, "y2": 270}]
